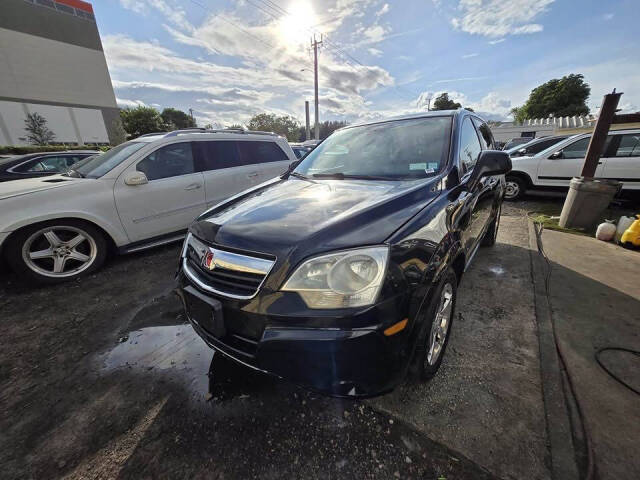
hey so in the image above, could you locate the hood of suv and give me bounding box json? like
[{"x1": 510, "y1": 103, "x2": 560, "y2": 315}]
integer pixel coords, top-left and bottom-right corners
[
  {"x1": 0, "y1": 175, "x2": 79, "y2": 201},
  {"x1": 191, "y1": 176, "x2": 440, "y2": 261}
]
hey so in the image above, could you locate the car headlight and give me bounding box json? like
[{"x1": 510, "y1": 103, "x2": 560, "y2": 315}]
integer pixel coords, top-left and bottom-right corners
[{"x1": 282, "y1": 246, "x2": 389, "y2": 308}]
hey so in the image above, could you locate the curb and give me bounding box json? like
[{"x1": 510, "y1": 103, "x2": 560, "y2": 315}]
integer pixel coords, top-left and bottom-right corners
[{"x1": 527, "y1": 219, "x2": 580, "y2": 480}]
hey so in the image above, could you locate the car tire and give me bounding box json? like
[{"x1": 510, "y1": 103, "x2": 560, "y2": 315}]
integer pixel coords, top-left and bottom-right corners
[
  {"x1": 504, "y1": 175, "x2": 526, "y2": 201},
  {"x1": 409, "y1": 267, "x2": 458, "y2": 381},
  {"x1": 5, "y1": 220, "x2": 108, "y2": 285},
  {"x1": 481, "y1": 204, "x2": 501, "y2": 247}
]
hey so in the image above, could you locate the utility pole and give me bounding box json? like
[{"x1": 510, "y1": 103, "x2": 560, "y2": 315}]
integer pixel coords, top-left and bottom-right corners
[
  {"x1": 311, "y1": 35, "x2": 322, "y2": 140},
  {"x1": 188, "y1": 108, "x2": 195, "y2": 126},
  {"x1": 305, "y1": 101, "x2": 311, "y2": 141},
  {"x1": 580, "y1": 89, "x2": 622, "y2": 177}
]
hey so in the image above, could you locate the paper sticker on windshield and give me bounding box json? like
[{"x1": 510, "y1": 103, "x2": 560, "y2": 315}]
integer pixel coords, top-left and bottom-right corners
[
  {"x1": 427, "y1": 162, "x2": 438, "y2": 170},
  {"x1": 409, "y1": 163, "x2": 427, "y2": 170}
]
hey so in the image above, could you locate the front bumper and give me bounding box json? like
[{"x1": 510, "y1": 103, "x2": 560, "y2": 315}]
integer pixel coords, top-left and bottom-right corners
[{"x1": 177, "y1": 274, "x2": 412, "y2": 397}]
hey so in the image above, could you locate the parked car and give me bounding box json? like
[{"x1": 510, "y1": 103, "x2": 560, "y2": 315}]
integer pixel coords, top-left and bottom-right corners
[
  {"x1": 0, "y1": 151, "x2": 99, "y2": 182},
  {"x1": 505, "y1": 129, "x2": 640, "y2": 200},
  {"x1": 289, "y1": 143, "x2": 313, "y2": 159},
  {"x1": 502, "y1": 137, "x2": 534, "y2": 150},
  {"x1": 506, "y1": 135, "x2": 569, "y2": 158},
  {"x1": 0, "y1": 130, "x2": 296, "y2": 283},
  {"x1": 177, "y1": 110, "x2": 511, "y2": 397}
]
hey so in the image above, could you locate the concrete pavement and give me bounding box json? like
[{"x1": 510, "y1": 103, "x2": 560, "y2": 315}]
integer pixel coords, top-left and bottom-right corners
[
  {"x1": 538, "y1": 228, "x2": 640, "y2": 480},
  {"x1": 371, "y1": 213, "x2": 551, "y2": 480}
]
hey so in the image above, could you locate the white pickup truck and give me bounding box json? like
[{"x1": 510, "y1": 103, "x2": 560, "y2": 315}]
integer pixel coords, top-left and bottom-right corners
[{"x1": 505, "y1": 129, "x2": 640, "y2": 200}]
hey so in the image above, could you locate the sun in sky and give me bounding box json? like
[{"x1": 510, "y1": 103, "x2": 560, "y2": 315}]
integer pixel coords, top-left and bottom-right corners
[{"x1": 277, "y1": 1, "x2": 319, "y2": 48}]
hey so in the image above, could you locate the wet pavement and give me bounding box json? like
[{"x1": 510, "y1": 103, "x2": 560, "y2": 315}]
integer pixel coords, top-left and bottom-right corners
[
  {"x1": 370, "y1": 214, "x2": 550, "y2": 480},
  {"x1": 1, "y1": 199, "x2": 552, "y2": 479}
]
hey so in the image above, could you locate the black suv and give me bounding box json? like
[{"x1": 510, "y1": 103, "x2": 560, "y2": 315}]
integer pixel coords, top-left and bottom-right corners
[{"x1": 177, "y1": 110, "x2": 511, "y2": 397}]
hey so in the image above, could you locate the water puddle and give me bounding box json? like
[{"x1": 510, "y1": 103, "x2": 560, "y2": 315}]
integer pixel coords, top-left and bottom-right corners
[
  {"x1": 101, "y1": 323, "x2": 279, "y2": 403},
  {"x1": 488, "y1": 265, "x2": 505, "y2": 275}
]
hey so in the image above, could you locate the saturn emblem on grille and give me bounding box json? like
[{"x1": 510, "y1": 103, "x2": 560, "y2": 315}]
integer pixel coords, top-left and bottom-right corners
[{"x1": 202, "y1": 251, "x2": 216, "y2": 270}]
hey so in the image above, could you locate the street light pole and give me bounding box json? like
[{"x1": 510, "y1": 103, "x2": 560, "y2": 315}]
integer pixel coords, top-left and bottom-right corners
[{"x1": 312, "y1": 35, "x2": 322, "y2": 140}]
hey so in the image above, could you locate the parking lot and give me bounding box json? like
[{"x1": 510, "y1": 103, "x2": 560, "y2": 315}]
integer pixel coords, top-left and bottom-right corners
[{"x1": 1, "y1": 201, "x2": 556, "y2": 479}]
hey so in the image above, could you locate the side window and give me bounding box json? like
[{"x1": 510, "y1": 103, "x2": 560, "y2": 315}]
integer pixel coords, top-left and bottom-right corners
[
  {"x1": 559, "y1": 137, "x2": 590, "y2": 159},
  {"x1": 613, "y1": 134, "x2": 640, "y2": 157},
  {"x1": 237, "y1": 141, "x2": 289, "y2": 166},
  {"x1": 26, "y1": 156, "x2": 76, "y2": 172},
  {"x1": 197, "y1": 141, "x2": 240, "y2": 171},
  {"x1": 459, "y1": 118, "x2": 482, "y2": 173},
  {"x1": 136, "y1": 142, "x2": 195, "y2": 181},
  {"x1": 559, "y1": 136, "x2": 612, "y2": 159},
  {"x1": 472, "y1": 118, "x2": 494, "y2": 150}
]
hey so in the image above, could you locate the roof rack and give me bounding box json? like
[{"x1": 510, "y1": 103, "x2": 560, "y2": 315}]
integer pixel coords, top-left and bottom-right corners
[
  {"x1": 137, "y1": 132, "x2": 169, "y2": 137},
  {"x1": 163, "y1": 128, "x2": 280, "y2": 138}
]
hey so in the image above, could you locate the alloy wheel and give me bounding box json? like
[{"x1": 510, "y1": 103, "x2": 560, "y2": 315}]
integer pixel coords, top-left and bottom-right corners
[
  {"x1": 21, "y1": 226, "x2": 97, "y2": 278},
  {"x1": 425, "y1": 283, "x2": 454, "y2": 366},
  {"x1": 505, "y1": 180, "x2": 520, "y2": 200}
]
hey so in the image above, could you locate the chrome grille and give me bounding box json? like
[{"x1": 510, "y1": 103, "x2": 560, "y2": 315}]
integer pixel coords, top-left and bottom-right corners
[{"x1": 182, "y1": 234, "x2": 275, "y2": 299}]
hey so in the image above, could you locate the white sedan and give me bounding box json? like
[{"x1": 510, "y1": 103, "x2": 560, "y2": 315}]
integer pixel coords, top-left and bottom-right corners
[{"x1": 0, "y1": 130, "x2": 295, "y2": 283}]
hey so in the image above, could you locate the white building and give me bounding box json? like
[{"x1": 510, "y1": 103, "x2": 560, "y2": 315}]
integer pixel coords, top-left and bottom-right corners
[
  {"x1": 0, "y1": 0, "x2": 119, "y2": 146},
  {"x1": 490, "y1": 115, "x2": 597, "y2": 143}
]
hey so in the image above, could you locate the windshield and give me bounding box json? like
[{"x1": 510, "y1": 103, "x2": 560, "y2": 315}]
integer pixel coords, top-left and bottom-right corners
[
  {"x1": 294, "y1": 116, "x2": 452, "y2": 179},
  {"x1": 74, "y1": 141, "x2": 147, "y2": 178}
]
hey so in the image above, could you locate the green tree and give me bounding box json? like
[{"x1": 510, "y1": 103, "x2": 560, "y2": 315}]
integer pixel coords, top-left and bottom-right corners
[
  {"x1": 110, "y1": 118, "x2": 127, "y2": 145},
  {"x1": 161, "y1": 107, "x2": 196, "y2": 130},
  {"x1": 247, "y1": 113, "x2": 300, "y2": 141},
  {"x1": 432, "y1": 93, "x2": 462, "y2": 111},
  {"x1": 511, "y1": 74, "x2": 590, "y2": 122},
  {"x1": 24, "y1": 112, "x2": 56, "y2": 145},
  {"x1": 120, "y1": 106, "x2": 166, "y2": 138},
  {"x1": 226, "y1": 124, "x2": 244, "y2": 130}
]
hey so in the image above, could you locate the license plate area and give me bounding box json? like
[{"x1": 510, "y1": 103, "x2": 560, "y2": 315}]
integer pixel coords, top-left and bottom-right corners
[{"x1": 183, "y1": 286, "x2": 225, "y2": 338}]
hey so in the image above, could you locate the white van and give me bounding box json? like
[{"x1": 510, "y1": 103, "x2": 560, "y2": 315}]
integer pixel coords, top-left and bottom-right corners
[
  {"x1": 505, "y1": 129, "x2": 640, "y2": 200},
  {"x1": 0, "y1": 129, "x2": 296, "y2": 283}
]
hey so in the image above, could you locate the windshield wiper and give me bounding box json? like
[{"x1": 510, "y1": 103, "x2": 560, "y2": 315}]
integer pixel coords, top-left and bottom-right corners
[
  {"x1": 289, "y1": 171, "x2": 317, "y2": 183},
  {"x1": 311, "y1": 172, "x2": 398, "y2": 181}
]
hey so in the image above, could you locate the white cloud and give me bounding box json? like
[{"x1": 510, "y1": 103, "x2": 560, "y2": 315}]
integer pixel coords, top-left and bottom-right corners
[
  {"x1": 116, "y1": 97, "x2": 147, "y2": 108},
  {"x1": 412, "y1": 90, "x2": 512, "y2": 119},
  {"x1": 451, "y1": 0, "x2": 554, "y2": 37},
  {"x1": 461, "y1": 53, "x2": 479, "y2": 58},
  {"x1": 489, "y1": 38, "x2": 506, "y2": 44},
  {"x1": 376, "y1": 3, "x2": 390, "y2": 17},
  {"x1": 119, "y1": 0, "x2": 194, "y2": 32},
  {"x1": 103, "y1": 24, "x2": 394, "y2": 125},
  {"x1": 368, "y1": 47, "x2": 383, "y2": 57},
  {"x1": 363, "y1": 24, "x2": 388, "y2": 43}
]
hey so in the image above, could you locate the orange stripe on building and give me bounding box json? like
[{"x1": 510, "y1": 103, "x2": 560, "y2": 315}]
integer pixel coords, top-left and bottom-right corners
[{"x1": 56, "y1": 0, "x2": 94, "y2": 14}]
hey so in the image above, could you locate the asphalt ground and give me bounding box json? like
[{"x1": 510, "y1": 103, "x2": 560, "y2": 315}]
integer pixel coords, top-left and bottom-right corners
[{"x1": 1, "y1": 199, "x2": 554, "y2": 479}]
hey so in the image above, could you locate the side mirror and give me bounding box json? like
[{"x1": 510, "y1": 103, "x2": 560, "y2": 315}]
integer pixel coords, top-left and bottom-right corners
[
  {"x1": 124, "y1": 171, "x2": 148, "y2": 186},
  {"x1": 549, "y1": 151, "x2": 562, "y2": 160},
  {"x1": 465, "y1": 150, "x2": 512, "y2": 190}
]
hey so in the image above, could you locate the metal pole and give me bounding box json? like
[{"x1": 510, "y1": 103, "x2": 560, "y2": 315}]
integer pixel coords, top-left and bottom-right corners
[
  {"x1": 581, "y1": 90, "x2": 622, "y2": 178},
  {"x1": 305, "y1": 101, "x2": 310, "y2": 141},
  {"x1": 312, "y1": 35, "x2": 321, "y2": 140}
]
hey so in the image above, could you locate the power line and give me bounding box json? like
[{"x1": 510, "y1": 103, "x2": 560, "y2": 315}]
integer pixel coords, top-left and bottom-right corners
[{"x1": 250, "y1": 0, "x2": 418, "y2": 102}]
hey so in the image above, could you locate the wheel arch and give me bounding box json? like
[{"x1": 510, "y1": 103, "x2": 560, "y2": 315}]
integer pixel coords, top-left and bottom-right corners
[
  {"x1": 3, "y1": 216, "x2": 120, "y2": 256},
  {"x1": 507, "y1": 170, "x2": 533, "y2": 187}
]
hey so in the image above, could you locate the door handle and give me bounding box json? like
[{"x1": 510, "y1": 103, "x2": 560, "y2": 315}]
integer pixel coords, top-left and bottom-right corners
[
  {"x1": 184, "y1": 183, "x2": 202, "y2": 190},
  {"x1": 247, "y1": 172, "x2": 259, "y2": 178}
]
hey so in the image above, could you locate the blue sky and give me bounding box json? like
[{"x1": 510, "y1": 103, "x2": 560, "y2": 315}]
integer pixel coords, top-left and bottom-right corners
[{"x1": 94, "y1": 0, "x2": 640, "y2": 127}]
